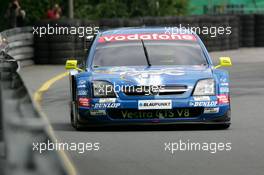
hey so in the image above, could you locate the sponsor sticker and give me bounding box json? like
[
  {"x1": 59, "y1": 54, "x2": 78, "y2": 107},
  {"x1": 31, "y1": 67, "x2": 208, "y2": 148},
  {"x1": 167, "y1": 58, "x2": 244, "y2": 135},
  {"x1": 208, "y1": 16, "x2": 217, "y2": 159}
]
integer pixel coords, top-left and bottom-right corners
[
  {"x1": 99, "y1": 33, "x2": 197, "y2": 43},
  {"x1": 217, "y1": 94, "x2": 229, "y2": 104},
  {"x1": 70, "y1": 69, "x2": 78, "y2": 75},
  {"x1": 220, "y1": 82, "x2": 229, "y2": 86},
  {"x1": 121, "y1": 109, "x2": 190, "y2": 119},
  {"x1": 204, "y1": 107, "x2": 219, "y2": 114},
  {"x1": 78, "y1": 80, "x2": 86, "y2": 85},
  {"x1": 94, "y1": 103, "x2": 120, "y2": 109},
  {"x1": 99, "y1": 98, "x2": 116, "y2": 103},
  {"x1": 220, "y1": 87, "x2": 229, "y2": 93},
  {"x1": 78, "y1": 90, "x2": 88, "y2": 96},
  {"x1": 138, "y1": 100, "x2": 172, "y2": 110},
  {"x1": 189, "y1": 101, "x2": 217, "y2": 107},
  {"x1": 77, "y1": 84, "x2": 86, "y2": 88},
  {"x1": 79, "y1": 98, "x2": 90, "y2": 107},
  {"x1": 193, "y1": 96, "x2": 210, "y2": 101},
  {"x1": 90, "y1": 110, "x2": 106, "y2": 116},
  {"x1": 220, "y1": 78, "x2": 227, "y2": 82}
]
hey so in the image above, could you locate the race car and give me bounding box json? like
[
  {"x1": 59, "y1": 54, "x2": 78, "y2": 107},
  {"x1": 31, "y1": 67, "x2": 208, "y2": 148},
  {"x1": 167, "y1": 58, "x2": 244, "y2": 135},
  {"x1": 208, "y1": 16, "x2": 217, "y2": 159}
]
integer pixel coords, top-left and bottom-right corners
[{"x1": 65, "y1": 27, "x2": 232, "y2": 130}]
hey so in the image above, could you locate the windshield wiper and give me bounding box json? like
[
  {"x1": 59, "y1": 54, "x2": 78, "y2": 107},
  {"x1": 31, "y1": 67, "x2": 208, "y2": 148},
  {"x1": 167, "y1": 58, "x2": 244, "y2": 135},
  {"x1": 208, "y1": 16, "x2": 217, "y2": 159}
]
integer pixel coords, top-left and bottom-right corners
[{"x1": 140, "y1": 39, "x2": 151, "y2": 67}]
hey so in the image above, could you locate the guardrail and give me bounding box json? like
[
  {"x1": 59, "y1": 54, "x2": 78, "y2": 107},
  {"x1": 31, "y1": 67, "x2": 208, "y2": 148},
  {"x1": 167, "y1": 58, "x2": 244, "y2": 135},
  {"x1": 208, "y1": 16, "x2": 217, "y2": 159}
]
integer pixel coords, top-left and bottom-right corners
[
  {"x1": 0, "y1": 27, "x2": 34, "y2": 67},
  {"x1": 0, "y1": 52, "x2": 72, "y2": 175}
]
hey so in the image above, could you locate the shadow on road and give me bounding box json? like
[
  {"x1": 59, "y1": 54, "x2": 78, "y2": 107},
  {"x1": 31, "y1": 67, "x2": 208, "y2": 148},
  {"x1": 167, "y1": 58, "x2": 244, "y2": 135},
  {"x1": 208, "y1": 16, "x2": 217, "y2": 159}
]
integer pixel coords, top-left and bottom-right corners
[{"x1": 52, "y1": 123, "x2": 230, "y2": 132}]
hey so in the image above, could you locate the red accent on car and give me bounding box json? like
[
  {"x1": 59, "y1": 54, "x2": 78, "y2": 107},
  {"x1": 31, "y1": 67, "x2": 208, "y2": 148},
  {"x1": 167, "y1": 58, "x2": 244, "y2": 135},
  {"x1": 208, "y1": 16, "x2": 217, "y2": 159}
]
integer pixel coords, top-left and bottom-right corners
[
  {"x1": 217, "y1": 94, "x2": 229, "y2": 104},
  {"x1": 78, "y1": 98, "x2": 91, "y2": 107}
]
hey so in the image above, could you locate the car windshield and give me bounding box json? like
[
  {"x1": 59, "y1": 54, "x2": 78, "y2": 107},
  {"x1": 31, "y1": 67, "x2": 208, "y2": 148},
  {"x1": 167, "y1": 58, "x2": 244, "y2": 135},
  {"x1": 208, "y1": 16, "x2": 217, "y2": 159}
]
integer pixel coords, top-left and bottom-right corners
[{"x1": 92, "y1": 35, "x2": 207, "y2": 67}]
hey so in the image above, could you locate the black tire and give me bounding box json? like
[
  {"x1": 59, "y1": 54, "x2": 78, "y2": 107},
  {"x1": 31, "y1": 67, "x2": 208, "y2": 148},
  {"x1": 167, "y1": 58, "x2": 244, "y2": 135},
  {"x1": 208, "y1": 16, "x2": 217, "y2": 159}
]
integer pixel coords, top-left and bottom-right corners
[
  {"x1": 82, "y1": 19, "x2": 98, "y2": 27},
  {"x1": 35, "y1": 50, "x2": 49, "y2": 57},
  {"x1": 71, "y1": 105, "x2": 86, "y2": 131},
  {"x1": 49, "y1": 57, "x2": 69, "y2": 65},
  {"x1": 75, "y1": 36, "x2": 84, "y2": 43},
  {"x1": 255, "y1": 41, "x2": 264, "y2": 47},
  {"x1": 70, "y1": 103, "x2": 74, "y2": 127},
  {"x1": 34, "y1": 35, "x2": 49, "y2": 42},
  {"x1": 75, "y1": 50, "x2": 86, "y2": 57},
  {"x1": 34, "y1": 42, "x2": 50, "y2": 51},
  {"x1": 75, "y1": 42, "x2": 84, "y2": 50},
  {"x1": 123, "y1": 18, "x2": 143, "y2": 27},
  {"x1": 48, "y1": 34, "x2": 75, "y2": 42},
  {"x1": 49, "y1": 42, "x2": 75, "y2": 50},
  {"x1": 205, "y1": 123, "x2": 230, "y2": 130},
  {"x1": 70, "y1": 102, "x2": 82, "y2": 130},
  {"x1": 215, "y1": 124, "x2": 230, "y2": 129},
  {"x1": 50, "y1": 50, "x2": 75, "y2": 58},
  {"x1": 70, "y1": 79, "x2": 84, "y2": 130},
  {"x1": 34, "y1": 58, "x2": 49, "y2": 64},
  {"x1": 99, "y1": 18, "x2": 124, "y2": 28},
  {"x1": 34, "y1": 50, "x2": 49, "y2": 64}
]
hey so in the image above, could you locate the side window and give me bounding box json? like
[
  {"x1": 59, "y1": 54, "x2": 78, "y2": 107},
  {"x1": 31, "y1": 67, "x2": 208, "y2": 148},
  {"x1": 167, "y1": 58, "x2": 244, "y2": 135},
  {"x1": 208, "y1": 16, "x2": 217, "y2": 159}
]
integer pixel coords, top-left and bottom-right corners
[{"x1": 81, "y1": 34, "x2": 97, "y2": 69}]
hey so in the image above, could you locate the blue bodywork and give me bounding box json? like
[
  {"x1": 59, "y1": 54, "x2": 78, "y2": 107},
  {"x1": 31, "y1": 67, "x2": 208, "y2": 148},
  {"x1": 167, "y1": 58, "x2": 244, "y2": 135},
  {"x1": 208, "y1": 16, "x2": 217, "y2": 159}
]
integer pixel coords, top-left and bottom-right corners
[{"x1": 70, "y1": 27, "x2": 231, "y2": 126}]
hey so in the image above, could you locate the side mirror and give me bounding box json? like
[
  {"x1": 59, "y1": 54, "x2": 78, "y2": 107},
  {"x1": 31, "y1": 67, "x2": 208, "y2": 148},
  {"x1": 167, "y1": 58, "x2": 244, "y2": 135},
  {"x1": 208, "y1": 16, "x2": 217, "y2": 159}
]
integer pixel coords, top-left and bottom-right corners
[
  {"x1": 65, "y1": 60, "x2": 78, "y2": 70},
  {"x1": 65, "y1": 59, "x2": 83, "y2": 71},
  {"x1": 215, "y1": 57, "x2": 232, "y2": 69}
]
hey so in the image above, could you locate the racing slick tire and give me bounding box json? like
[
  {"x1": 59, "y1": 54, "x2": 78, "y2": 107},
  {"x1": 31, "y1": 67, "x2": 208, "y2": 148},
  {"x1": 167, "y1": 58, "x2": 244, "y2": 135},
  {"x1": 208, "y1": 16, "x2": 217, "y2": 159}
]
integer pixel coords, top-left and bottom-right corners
[
  {"x1": 70, "y1": 78, "x2": 85, "y2": 130},
  {"x1": 70, "y1": 102, "x2": 83, "y2": 130},
  {"x1": 213, "y1": 124, "x2": 230, "y2": 130},
  {"x1": 49, "y1": 42, "x2": 75, "y2": 50},
  {"x1": 34, "y1": 50, "x2": 50, "y2": 64},
  {"x1": 208, "y1": 111, "x2": 231, "y2": 130}
]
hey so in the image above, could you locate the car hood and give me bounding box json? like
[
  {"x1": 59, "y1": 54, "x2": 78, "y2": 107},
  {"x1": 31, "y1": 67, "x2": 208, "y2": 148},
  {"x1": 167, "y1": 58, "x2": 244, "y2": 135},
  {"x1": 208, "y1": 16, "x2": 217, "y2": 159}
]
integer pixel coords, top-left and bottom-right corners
[{"x1": 90, "y1": 66, "x2": 213, "y2": 86}]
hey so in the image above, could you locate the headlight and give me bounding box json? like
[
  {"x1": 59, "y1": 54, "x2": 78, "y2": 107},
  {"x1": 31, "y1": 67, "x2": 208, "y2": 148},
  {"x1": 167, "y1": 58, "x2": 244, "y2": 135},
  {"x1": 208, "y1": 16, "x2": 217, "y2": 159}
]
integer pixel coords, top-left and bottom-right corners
[
  {"x1": 92, "y1": 81, "x2": 116, "y2": 97},
  {"x1": 193, "y1": 79, "x2": 215, "y2": 96}
]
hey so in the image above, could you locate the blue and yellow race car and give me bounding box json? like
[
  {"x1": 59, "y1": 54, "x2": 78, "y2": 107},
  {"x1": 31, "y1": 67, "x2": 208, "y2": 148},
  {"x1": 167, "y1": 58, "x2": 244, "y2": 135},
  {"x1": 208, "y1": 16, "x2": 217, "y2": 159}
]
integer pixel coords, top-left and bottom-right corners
[{"x1": 66, "y1": 27, "x2": 232, "y2": 130}]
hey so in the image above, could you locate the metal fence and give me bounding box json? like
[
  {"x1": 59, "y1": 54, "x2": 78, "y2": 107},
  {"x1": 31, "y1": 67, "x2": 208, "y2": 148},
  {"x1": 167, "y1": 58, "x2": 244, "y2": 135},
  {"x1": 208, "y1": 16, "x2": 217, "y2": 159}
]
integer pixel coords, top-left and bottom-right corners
[
  {"x1": 0, "y1": 41, "x2": 72, "y2": 175},
  {"x1": 0, "y1": 27, "x2": 34, "y2": 67}
]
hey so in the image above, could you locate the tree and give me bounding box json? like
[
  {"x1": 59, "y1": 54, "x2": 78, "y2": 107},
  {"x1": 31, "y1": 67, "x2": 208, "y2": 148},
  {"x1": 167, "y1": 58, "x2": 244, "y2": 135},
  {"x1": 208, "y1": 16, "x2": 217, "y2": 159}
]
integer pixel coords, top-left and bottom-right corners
[
  {"x1": 0, "y1": 0, "x2": 190, "y2": 30},
  {"x1": 74, "y1": 0, "x2": 189, "y2": 19}
]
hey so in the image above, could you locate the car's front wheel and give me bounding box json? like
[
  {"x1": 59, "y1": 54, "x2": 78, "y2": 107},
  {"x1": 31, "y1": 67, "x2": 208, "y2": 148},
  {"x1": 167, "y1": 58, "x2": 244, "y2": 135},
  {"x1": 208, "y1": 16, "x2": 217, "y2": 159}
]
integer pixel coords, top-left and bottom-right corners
[
  {"x1": 216, "y1": 123, "x2": 230, "y2": 129},
  {"x1": 70, "y1": 101, "x2": 85, "y2": 130},
  {"x1": 70, "y1": 77, "x2": 86, "y2": 131}
]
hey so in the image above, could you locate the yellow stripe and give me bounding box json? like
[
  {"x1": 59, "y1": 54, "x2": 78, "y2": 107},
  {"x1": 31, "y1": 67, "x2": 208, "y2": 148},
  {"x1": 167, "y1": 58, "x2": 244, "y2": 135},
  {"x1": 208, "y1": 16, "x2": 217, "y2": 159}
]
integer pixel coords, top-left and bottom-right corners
[
  {"x1": 34, "y1": 72, "x2": 69, "y2": 102},
  {"x1": 34, "y1": 71, "x2": 78, "y2": 175}
]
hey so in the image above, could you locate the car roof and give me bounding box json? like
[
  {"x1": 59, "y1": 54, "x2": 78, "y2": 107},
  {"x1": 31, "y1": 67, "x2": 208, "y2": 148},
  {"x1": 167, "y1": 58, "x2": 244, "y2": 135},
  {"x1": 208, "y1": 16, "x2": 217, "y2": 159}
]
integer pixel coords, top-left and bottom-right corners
[{"x1": 100, "y1": 27, "x2": 194, "y2": 36}]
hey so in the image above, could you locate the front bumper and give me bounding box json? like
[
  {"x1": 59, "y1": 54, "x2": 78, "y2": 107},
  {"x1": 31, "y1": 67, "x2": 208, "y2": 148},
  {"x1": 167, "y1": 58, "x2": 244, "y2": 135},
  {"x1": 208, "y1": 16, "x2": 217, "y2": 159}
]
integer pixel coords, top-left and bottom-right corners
[{"x1": 77, "y1": 97, "x2": 231, "y2": 125}]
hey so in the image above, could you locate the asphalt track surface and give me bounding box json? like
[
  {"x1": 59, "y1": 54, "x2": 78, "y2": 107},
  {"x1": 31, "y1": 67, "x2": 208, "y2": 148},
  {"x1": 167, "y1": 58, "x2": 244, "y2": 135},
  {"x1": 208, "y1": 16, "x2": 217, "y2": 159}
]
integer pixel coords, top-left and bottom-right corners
[{"x1": 20, "y1": 48, "x2": 264, "y2": 175}]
